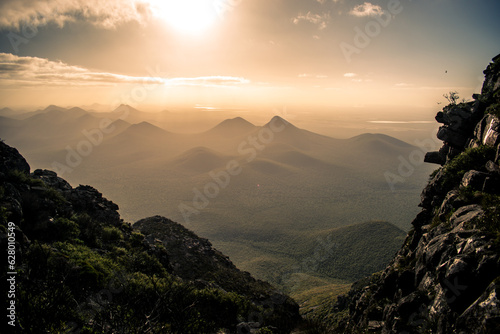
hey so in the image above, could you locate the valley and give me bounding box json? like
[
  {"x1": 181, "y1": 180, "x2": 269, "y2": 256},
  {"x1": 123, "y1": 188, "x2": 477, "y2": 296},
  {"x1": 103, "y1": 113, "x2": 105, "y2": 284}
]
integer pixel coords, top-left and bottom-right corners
[{"x1": 0, "y1": 105, "x2": 437, "y2": 295}]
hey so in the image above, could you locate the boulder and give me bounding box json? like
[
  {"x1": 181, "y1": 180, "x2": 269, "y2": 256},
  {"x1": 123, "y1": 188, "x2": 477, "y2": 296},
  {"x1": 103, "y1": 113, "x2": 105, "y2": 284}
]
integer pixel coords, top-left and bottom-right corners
[{"x1": 460, "y1": 170, "x2": 489, "y2": 190}]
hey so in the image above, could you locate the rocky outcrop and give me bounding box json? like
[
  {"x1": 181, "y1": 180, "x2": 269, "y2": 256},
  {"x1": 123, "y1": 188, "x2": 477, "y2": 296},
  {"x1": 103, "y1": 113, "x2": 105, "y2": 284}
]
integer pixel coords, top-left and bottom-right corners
[
  {"x1": 0, "y1": 141, "x2": 30, "y2": 175},
  {"x1": 135, "y1": 216, "x2": 300, "y2": 332},
  {"x1": 0, "y1": 142, "x2": 300, "y2": 333},
  {"x1": 425, "y1": 54, "x2": 500, "y2": 166},
  {"x1": 329, "y1": 54, "x2": 500, "y2": 333}
]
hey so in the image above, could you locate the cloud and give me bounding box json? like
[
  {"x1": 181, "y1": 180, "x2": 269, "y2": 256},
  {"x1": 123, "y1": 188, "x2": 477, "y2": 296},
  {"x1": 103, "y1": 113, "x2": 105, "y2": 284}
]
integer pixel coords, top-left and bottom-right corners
[
  {"x1": 299, "y1": 73, "x2": 328, "y2": 78},
  {"x1": 343, "y1": 73, "x2": 357, "y2": 78},
  {"x1": 292, "y1": 11, "x2": 330, "y2": 30},
  {"x1": 349, "y1": 2, "x2": 384, "y2": 17},
  {"x1": 394, "y1": 83, "x2": 413, "y2": 88},
  {"x1": 0, "y1": 0, "x2": 154, "y2": 30},
  {"x1": 167, "y1": 76, "x2": 250, "y2": 87},
  {"x1": 0, "y1": 53, "x2": 250, "y2": 88}
]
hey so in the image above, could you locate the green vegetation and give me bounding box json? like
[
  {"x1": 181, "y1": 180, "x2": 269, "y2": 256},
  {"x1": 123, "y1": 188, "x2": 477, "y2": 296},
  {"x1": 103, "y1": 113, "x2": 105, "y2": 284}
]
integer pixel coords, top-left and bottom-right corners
[
  {"x1": 430, "y1": 145, "x2": 500, "y2": 240},
  {"x1": 463, "y1": 193, "x2": 500, "y2": 242},
  {"x1": 218, "y1": 221, "x2": 405, "y2": 291},
  {"x1": 304, "y1": 221, "x2": 405, "y2": 282},
  {"x1": 0, "y1": 168, "x2": 296, "y2": 333},
  {"x1": 439, "y1": 146, "x2": 495, "y2": 191}
]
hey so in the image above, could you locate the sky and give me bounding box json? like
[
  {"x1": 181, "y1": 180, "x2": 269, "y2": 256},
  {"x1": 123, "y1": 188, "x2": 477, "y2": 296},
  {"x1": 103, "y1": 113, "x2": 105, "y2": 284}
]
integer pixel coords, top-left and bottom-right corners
[{"x1": 0, "y1": 0, "x2": 499, "y2": 118}]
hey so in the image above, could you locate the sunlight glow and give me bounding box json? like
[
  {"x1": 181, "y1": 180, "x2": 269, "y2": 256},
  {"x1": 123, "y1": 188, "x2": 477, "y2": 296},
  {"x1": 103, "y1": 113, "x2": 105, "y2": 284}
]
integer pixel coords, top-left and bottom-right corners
[{"x1": 150, "y1": 0, "x2": 218, "y2": 34}]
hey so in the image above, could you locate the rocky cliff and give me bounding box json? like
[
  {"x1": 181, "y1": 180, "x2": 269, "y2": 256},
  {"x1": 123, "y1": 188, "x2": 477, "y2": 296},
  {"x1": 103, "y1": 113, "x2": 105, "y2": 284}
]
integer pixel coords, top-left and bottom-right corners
[
  {"x1": 326, "y1": 54, "x2": 500, "y2": 333},
  {"x1": 0, "y1": 142, "x2": 300, "y2": 333}
]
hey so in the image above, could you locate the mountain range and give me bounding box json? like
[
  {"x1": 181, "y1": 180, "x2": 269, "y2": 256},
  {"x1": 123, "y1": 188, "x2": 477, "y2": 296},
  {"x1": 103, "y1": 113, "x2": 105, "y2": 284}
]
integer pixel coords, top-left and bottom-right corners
[{"x1": 0, "y1": 105, "x2": 435, "y2": 291}]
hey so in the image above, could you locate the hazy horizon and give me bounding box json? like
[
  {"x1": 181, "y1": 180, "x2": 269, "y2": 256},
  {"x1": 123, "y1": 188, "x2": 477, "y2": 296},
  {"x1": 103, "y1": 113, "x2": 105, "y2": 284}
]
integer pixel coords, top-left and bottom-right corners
[
  {"x1": 1, "y1": 0, "x2": 499, "y2": 119},
  {"x1": 1, "y1": 102, "x2": 440, "y2": 144}
]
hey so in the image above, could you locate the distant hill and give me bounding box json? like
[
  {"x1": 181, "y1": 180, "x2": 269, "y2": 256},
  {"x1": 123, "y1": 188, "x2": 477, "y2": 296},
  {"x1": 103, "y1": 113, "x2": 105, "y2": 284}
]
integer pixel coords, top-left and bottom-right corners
[
  {"x1": 0, "y1": 110, "x2": 436, "y2": 299},
  {"x1": 124, "y1": 121, "x2": 170, "y2": 137},
  {"x1": 0, "y1": 107, "x2": 15, "y2": 117},
  {"x1": 204, "y1": 116, "x2": 257, "y2": 137},
  {"x1": 298, "y1": 221, "x2": 406, "y2": 281},
  {"x1": 0, "y1": 141, "x2": 300, "y2": 333}
]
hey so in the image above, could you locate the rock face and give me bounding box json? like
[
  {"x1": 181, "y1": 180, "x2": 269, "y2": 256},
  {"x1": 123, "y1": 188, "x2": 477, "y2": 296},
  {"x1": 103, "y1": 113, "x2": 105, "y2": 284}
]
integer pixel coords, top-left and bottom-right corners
[{"x1": 330, "y1": 54, "x2": 500, "y2": 333}]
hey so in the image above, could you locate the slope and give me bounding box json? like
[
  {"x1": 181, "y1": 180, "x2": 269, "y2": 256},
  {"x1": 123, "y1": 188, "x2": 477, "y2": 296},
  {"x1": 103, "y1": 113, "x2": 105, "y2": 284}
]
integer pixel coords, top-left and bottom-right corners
[{"x1": 0, "y1": 141, "x2": 300, "y2": 333}]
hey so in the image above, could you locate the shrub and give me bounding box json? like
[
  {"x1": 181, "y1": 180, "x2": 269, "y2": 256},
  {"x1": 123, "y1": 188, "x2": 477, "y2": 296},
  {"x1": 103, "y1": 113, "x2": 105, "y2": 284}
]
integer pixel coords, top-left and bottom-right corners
[
  {"x1": 102, "y1": 226, "x2": 123, "y2": 242},
  {"x1": 440, "y1": 146, "x2": 495, "y2": 191},
  {"x1": 129, "y1": 231, "x2": 145, "y2": 247},
  {"x1": 74, "y1": 214, "x2": 103, "y2": 247},
  {"x1": 443, "y1": 91, "x2": 460, "y2": 105},
  {"x1": 50, "y1": 217, "x2": 80, "y2": 241}
]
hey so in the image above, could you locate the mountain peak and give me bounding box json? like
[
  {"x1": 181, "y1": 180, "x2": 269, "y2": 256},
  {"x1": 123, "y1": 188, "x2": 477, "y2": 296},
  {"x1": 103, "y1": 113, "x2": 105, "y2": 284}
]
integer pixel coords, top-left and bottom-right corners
[
  {"x1": 127, "y1": 121, "x2": 169, "y2": 137},
  {"x1": 206, "y1": 116, "x2": 256, "y2": 136},
  {"x1": 43, "y1": 105, "x2": 66, "y2": 112},
  {"x1": 112, "y1": 104, "x2": 140, "y2": 114},
  {"x1": 263, "y1": 115, "x2": 298, "y2": 132},
  {"x1": 66, "y1": 107, "x2": 88, "y2": 117},
  {"x1": 219, "y1": 116, "x2": 255, "y2": 128}
]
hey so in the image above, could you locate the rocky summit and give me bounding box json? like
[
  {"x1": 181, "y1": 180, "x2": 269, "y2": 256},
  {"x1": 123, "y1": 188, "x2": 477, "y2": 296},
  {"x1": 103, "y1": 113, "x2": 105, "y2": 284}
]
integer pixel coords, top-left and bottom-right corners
[{"x1": 324, "y1": 54, "x2": 500, "y2": 333}]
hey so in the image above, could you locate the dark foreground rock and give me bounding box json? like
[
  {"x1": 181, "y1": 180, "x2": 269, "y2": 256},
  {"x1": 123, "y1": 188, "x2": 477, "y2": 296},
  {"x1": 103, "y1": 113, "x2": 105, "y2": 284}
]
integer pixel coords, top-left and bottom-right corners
[{"x1": 327, "y1": 54, "x2": 500, "y2": 333}]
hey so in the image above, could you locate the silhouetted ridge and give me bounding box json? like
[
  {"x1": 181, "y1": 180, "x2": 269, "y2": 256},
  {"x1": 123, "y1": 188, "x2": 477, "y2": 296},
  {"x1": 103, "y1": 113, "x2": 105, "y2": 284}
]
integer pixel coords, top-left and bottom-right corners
[
  {"x1": 264, "y1": 115, "x2": 294, "y2": 129},
  {"x1": 206, "y1": 116, "x2": 256, "y2": 137},
  {"x1": 42, "y1": 104, "x2": 67, "y2": 112},
  {"x1": 127, "y1": 121, "x2": 168, "y2": 136}
]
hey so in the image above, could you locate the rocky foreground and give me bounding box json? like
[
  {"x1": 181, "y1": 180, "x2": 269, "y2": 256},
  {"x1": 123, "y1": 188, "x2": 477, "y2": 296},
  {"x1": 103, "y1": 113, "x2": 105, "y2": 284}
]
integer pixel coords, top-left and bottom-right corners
[
  {"x1": 324, "y1": 54, "x2": 500, "y2": 333},
  {"x1": 0, "y1": 141, "x2": 300, "y2": 333}
]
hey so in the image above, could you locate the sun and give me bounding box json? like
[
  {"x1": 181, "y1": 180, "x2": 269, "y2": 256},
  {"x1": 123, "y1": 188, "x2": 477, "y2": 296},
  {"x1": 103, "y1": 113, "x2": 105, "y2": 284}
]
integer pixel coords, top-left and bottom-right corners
[{"x1": 150, "y1": 0, "x2": 218, "y2": 35}]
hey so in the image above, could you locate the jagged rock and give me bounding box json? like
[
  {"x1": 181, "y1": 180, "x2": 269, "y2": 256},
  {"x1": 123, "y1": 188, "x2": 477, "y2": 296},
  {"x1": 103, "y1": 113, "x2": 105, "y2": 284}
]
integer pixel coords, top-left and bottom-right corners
[
  {"x1": 437, "y1": 125, "x2": 470, "y2": 148},
  {"x1": 481, "y1": 54, "x2": 500, "y2": 102},
  {"x1": 471, "y1": 114, "x2": 500, "y2": 148},
  {"x1": 328, "y1": 54, "x2": 500, "y2": 334},
  {"x1": 485, "y1": 160, "x2": 500, "y2": 174},
  {"x1": 0, "y1": 141, "x2": 30, "y2": 175},
  {"x1": 420, "y1": 168, "x2": 447, "y2": 208},
  {"x1": 69, "y1": 185, "x2": 121, "y2": 225},
  {"x1": 424, "y1": 151, "x2": 446, "y2": 165},
  {"x1": 449, "y1": 204, "x2": 483, "y2": 227},
  {"x1": 438, "y1": 190, "x2": 462, "y2": 220},
  {"x1": 461, "y1": 170, "x2": 489, "y2": 190},
  {"x1": 483, "y1": 115, "x2": 500, "y2": 147},
  {"x1": 457, "y1": 282, "x2": 500, "y2": 334},
  {"x1": 133, "y1": 215, "x2": 301, "y2": 327},
  {"x1": 31, "y1": 169, "x2": 72, "y2": 193}
]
